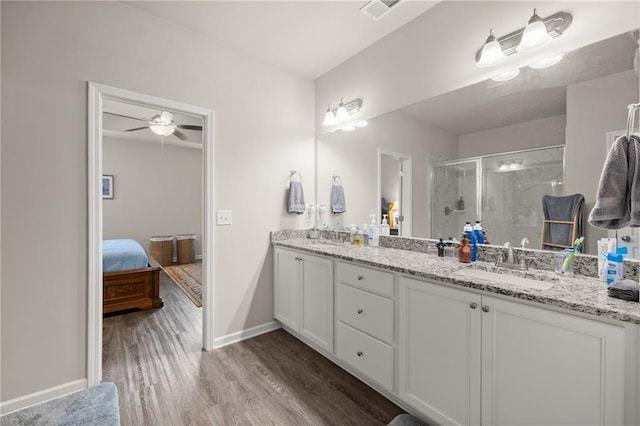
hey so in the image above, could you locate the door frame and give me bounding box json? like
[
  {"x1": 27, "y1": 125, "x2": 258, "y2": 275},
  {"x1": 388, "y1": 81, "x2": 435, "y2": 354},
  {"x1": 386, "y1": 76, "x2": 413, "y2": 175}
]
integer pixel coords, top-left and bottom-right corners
[
  {"x1": 87, "y1": 82, "x2": 216, "y2": 386},
  {"x1": 378, "y1": 149, "x2": 413, "y2": 236}
]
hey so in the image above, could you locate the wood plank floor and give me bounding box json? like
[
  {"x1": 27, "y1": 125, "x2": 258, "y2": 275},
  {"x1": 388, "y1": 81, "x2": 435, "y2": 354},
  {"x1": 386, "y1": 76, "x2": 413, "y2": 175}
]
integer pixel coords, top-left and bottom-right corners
[{"x1": 103, "y1": 272, "x2": 404, "y2": 425}]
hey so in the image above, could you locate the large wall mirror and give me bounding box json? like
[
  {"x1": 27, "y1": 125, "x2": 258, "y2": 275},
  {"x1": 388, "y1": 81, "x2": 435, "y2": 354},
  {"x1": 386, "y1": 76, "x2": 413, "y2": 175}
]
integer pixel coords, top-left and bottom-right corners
[{"x1": 318, "y1": 29, "x2": 639, "y2": 256}]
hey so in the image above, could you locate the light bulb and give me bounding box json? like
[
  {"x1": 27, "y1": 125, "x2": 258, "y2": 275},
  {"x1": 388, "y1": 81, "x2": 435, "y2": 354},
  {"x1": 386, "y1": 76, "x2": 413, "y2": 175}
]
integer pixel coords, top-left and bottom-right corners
[
  {"x1": 517, "y1": 9, "x2": 552, "y2": 53},
  {"x1": 149, "y1": 124, "x2": 175, "y2": 136},
  {"x1": 335, "y1": 99, "x2": 349, "y2": 121},
  {"x1": 341, "y1": 124, "x2": 356, "y2": 132},
  {"x1": 322, "y1": 105, "x2": 337, "y2": 126},
  {"x1": 476, "y1": 30, "x2": 506, "y2": 68},
  {"x1": 354, "y1": 120, "x2": 368, "y2": 128}
]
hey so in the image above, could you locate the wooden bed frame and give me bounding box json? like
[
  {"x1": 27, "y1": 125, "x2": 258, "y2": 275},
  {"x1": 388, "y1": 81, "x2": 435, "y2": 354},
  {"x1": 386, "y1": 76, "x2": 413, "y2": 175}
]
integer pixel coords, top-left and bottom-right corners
[{"x1": 103, "y1": 265, "x2": 164, "y2": 314}]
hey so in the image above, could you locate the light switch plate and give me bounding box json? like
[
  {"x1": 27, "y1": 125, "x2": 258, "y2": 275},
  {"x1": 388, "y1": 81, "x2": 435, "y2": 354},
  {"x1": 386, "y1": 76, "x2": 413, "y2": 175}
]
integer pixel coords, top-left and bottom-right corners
[{"x1": 216, "y1": 210, "x2": 232, "y2": 225}]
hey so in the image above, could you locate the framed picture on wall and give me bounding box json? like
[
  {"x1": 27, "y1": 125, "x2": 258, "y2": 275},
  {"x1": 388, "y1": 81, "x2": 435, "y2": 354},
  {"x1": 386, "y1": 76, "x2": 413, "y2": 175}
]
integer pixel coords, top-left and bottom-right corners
[{"x1": 102, "y1": 175, "x2": 114, "y2": 199}]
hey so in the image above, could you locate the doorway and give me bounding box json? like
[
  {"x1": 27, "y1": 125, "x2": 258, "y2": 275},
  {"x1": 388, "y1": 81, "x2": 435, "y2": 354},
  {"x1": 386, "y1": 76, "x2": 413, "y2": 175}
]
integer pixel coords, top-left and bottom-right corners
[
  {"x1": 378, "y1": 150, "x2": 412, "y2": 237},
  {"x1": 87, "y1": 83, "x2": 215, "y2": 386}
]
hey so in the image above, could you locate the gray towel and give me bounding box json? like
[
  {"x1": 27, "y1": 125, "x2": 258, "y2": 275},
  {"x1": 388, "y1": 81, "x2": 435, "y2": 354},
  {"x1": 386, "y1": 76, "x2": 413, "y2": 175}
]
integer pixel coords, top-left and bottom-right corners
[
  {"x1": 542, "y1": 193, "x2": 584, "y2": 250},
  {"x1": 608, "y1": 278, "x2": 639, "y2": 302},
  {"x1": 288, "y1": 181, "x2": 305, "y2": 214},
  {"x1": 589, "y1": 135, "x2": 640, "y2": 229},
  {"x1": 331, "y1": 184, "x2": 346, "y2": 214}
]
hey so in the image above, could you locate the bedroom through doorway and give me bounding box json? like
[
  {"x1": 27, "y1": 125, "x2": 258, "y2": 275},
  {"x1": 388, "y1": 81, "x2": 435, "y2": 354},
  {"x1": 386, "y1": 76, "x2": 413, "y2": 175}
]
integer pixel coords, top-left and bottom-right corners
[{"x1": 87, "y1": 83, "x2": 215, "y2": 386}]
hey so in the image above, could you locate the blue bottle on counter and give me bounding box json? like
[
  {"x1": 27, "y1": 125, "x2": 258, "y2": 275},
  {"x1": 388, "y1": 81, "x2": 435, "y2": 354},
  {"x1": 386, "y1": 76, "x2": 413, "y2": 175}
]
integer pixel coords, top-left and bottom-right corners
[
  {"x1": 463, "y1": 222, "x2": 477, "y2": 262},
  {"x1": 473, "y1": 220, "x2": 484, "y2": 244}
]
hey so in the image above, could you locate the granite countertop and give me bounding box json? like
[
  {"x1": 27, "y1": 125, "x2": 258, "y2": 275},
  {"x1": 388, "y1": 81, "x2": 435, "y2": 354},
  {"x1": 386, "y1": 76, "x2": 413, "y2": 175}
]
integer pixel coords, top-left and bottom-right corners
[{"x1": 273, "y1": 238, "x2": 640, "y2": 325}]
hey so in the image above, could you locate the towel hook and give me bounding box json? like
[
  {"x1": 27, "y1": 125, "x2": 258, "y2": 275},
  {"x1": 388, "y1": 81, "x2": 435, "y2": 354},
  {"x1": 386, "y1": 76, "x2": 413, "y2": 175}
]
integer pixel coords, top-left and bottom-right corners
[
  {"x1": 626, "y1": 103, "x2": 640, "y2": 139},
  {"x1": 289, "y1": 170, "x2": 302, "y2": 182},
  {"x1": 332, "y1": 174, "x2": 343, "y2": 185}
]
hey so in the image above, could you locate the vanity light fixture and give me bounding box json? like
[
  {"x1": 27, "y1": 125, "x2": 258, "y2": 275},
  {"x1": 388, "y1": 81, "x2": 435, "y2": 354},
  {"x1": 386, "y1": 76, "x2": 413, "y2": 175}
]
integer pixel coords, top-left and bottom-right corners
[
  {"x1": 341, "y1": 124, "x2": 356, "y2": 132},
  {"x1": 475, "y1": 10, "x2": 572, "y2": 68},
  {"x1": 517, "y1": 9, "x2": 553, "y2": 52},
  {"x1": 528, "y1": 51, "x2": 565, "y2": 69},
  {"x1": 477, "y1": 30, "x2": 507, "y2": 68},
  {"x1": 491, "y1": 69, "x2": 520, "y2": 82},
  {"x1": 322, "y1": 97, "x2": 363, "y2": 126}
]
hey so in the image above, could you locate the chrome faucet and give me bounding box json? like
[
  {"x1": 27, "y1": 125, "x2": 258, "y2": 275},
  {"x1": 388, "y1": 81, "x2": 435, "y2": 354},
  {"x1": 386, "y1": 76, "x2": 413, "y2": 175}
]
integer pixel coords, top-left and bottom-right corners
[
  {"x1": 504, "y1": 242, "x2": 515, "y2": 264},
  {"x1": 328, "y1": 227, "x2": 340, "y2": 242}
]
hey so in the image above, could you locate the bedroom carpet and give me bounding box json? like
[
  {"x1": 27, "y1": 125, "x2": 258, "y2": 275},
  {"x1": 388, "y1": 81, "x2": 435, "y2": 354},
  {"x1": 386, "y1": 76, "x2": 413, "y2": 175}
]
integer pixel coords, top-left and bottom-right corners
[{"x1": 162, "y1": 262, "x2": 202, "y2": 307}]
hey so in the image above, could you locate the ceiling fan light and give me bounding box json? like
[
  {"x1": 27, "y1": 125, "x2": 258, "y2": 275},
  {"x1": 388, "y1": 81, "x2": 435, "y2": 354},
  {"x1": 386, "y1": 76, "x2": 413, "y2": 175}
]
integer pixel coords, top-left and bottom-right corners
[
  {"x1": 150, "y1": 124, "x2": 175, "y2": 136},
  {"x1": 476, "y1": 30, "x2": 506, "y2": 68},
  {"x1": 322, "y1": 105, "x2": 337, "y2": 126},
  {"x1": 529, "y1": 51, "x2": 565, "y2": 69},
  {"x1": 517, "y1": 9, "x2": 552, "y2": 53}
]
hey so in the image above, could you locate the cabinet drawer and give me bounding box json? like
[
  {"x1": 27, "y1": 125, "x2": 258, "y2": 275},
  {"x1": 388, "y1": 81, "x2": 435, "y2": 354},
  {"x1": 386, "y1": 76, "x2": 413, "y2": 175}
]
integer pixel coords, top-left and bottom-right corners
[
  {"x1": 336, "y1": 261, "x2": 394, "y2": 297},
  {"x1": 336, "y1": 322, "x2": 394, "y2": 390},
  {"x1": 336, "y1": 283, "x2": 393, "y2": 344}
]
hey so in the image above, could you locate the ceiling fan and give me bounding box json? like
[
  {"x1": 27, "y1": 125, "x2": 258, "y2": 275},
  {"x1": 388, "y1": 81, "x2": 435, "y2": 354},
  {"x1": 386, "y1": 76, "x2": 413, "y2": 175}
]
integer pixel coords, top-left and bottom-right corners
[{"x1": 105, "y1": 111, "x2": 202, "y2": 141}]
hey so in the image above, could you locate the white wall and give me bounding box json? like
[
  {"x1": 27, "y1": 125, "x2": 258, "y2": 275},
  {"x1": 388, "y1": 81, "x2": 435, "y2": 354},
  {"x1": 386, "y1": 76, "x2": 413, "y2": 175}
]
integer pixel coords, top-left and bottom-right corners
[
  {"x1": 566, "y1": 70, "x2": 640, "y2": 254},
  {"x1": 318, "y1": 110, "x2": 457, "y2": 237},
  {"x1": 459, "y1": 115, "x2": 567, "y2": 158},
  {"x1": 103, "y1": 137, "x2": 203, "y2": 257},
  {"x1": 316, "y1": 1, "x2": 639, "y2": 130},
  {"x1": 1, "y1": 2, "x2": 314, "y2": 401}
]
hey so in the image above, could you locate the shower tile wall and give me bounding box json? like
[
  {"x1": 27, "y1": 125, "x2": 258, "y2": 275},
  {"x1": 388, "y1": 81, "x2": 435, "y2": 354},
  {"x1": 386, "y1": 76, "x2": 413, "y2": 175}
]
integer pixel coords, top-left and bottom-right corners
[{"x1": 432, "y1": 161, "x2": 478, "y2": 241}]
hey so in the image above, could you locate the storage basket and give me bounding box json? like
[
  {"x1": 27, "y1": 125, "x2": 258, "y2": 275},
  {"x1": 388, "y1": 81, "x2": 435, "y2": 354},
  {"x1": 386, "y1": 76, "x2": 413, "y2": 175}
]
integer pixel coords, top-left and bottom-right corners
[
  {"x1": 150, "y1": 235, "x2": 174, "y2": 266},
  {"x1": 176, "y1": 234, "x2": 196, "y2": 264}
]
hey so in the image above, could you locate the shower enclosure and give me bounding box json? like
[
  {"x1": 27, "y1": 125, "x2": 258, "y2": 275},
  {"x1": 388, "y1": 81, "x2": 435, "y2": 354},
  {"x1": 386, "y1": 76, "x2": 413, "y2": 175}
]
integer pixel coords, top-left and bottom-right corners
[{"x1": 431, "y1": 146, "x2": 565, "y2": 247}]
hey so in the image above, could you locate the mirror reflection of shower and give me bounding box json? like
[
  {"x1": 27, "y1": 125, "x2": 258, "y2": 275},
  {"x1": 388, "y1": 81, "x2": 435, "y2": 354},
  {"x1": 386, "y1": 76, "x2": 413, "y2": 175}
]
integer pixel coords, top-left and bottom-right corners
[{"x1": 431, "y1": 146, "x2": 564, "y2": 246}]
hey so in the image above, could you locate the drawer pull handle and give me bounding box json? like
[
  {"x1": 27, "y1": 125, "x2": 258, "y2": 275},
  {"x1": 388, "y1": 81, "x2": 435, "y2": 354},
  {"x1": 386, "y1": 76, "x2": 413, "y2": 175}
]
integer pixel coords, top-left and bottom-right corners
[
  {"x1": 482, "y1": 305, "x2": 490, "y2": 313},
  {"x1": 357, "y1": 275, "x2": 364, "y2": 280},
  {"x1": 469, "y1": 302, "x2": 477, "y2": 309},
  {"x1": 357, "y1": 351, "x2": 363, "y2": 357},
  {"x1": 357, "y1": 309, "x2": 363, "y2": 315}
]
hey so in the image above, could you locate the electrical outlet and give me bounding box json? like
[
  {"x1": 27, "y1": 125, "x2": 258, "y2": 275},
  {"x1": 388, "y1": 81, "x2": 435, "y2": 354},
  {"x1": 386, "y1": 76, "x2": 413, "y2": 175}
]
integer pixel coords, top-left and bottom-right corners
[{"x1": 216, "y1": 210, "x2": 232, "y2": 225}]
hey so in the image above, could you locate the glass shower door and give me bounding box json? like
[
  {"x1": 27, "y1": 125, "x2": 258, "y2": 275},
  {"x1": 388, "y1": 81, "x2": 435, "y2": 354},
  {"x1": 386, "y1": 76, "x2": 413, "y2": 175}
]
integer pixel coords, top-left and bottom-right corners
[{"x1": 431, "y1": 159, "x2": 480, "y2": 241}]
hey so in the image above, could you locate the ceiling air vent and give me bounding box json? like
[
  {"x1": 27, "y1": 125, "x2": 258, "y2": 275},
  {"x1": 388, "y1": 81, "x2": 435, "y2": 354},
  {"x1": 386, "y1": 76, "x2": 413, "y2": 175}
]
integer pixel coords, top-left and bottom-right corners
[{"x1": 360, "y1": 0, "x2": 401, "y2": 21}]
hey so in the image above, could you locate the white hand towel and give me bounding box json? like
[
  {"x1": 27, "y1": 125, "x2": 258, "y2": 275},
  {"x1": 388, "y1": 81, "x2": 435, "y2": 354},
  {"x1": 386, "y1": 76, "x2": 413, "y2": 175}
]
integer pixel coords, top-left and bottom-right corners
[
  {"x1": 288, "y1": 181, "x2": 305, "y2": 214},
  {"x1": 331, "y1": 184, "x2": 346, "y2": 214}
]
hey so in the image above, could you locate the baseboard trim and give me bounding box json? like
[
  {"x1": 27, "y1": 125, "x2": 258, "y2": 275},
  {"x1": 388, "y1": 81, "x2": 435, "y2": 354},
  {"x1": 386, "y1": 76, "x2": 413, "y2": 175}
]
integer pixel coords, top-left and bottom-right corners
[
  {"x1": 213, "y1": 320, "x2": 281, "y2": 349},
  {"x1": 0, "y1": 378, "x2": 88, "y2": 416}
]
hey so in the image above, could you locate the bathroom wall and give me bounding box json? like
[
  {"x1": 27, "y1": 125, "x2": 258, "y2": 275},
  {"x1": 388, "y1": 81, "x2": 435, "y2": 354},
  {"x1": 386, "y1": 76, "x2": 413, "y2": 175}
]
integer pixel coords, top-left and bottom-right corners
[
  {"x1": 566, "y1": 70, "x2": 640, "y2": 253},
  {"x1": 318, "y1": 109, "x2": 457, "y2": 237},
  {"x1": 1, "y1": 1, "x2": 314, "y2": 402},
  {"x1": 103, "y1": 137, "x2": 203, "y2": 258},
  {"x1": 458, "y1": 115, "x2": 567, "y2": 158}
]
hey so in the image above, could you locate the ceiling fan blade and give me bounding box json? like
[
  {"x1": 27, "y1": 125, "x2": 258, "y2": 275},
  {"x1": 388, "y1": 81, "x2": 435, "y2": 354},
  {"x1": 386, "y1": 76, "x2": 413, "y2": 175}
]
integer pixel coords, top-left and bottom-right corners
[
  {"x1": 173, "y1": 130, "x2": 188, "y2": 141},
  {"x1": 123, "y1": 126, "x2": 149, "y2": 132},
  {"x1": 177, "y1": 124, "x2": 203, "y2": 131},
  {"x1": 104, "y1": 112, "x2": 147, "y2": 122}
]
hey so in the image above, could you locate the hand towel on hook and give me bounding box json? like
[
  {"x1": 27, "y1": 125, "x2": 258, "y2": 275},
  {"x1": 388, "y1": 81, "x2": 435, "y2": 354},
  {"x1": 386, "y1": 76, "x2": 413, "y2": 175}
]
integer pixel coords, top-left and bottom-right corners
[
  {"x1": 288, "y1": 181, "x2": 306, "y2": 214},
  {"x1": 331, "y1": 183, "x2": 346, "y2": 214}
]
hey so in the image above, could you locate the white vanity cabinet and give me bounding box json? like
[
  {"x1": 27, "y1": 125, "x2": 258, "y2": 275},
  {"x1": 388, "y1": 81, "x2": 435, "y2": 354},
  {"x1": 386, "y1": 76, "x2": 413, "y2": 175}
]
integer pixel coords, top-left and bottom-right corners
[
  {"x1": 335, "y1": 261, "x2": 395, "y2": 390},
  {"x1": 273, "y1": 247, "x2": 334, "y2": 353},
  {"x1": 399, "y1": 276, "x2": 626, "y2": 426}
]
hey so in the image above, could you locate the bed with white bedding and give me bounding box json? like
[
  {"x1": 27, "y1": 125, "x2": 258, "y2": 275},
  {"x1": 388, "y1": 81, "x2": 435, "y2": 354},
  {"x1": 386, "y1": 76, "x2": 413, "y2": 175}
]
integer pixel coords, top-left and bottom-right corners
[{"x1": 102, "y1": 239, "x2": 163, "y2": 314}]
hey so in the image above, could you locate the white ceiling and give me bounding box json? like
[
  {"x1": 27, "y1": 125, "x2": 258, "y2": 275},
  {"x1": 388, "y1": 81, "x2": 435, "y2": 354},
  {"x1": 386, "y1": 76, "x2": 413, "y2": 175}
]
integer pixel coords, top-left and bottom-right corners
[{"x1": 125, "y1": 0, "x2": 438, "y2": 79}]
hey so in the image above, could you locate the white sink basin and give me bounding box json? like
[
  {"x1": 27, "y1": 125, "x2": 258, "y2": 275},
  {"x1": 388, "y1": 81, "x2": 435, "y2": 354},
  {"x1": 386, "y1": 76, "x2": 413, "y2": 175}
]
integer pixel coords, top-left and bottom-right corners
[{"x1": 456, "y1": 268, "x2": 556, "y2": 291}]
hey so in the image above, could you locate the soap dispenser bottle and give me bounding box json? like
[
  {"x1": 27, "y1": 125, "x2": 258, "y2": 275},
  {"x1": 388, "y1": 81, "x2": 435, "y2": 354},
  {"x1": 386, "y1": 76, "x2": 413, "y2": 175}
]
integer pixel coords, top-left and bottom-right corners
[
  {"x1": 473, "y1": 220, "x2": 484, "y2": 244},
  {"x1": 380, "y1": 214, "x2": 390, "y2": 236},
  {"x1": 457, "y1": 196, "x2": 465, "y2": 211},
  {"x1": 463, "y1": 221, "x2": 477, "y2": 262},
  {"x1": 459, "y1": 234, "x2": 471, "y2": 263}
]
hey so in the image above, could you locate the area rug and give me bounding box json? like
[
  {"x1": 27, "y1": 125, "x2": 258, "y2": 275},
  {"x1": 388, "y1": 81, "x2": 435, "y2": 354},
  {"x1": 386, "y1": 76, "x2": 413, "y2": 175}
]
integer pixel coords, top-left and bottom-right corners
[
  {"x1": 162, "y1": 262, "x2": 202, "y2": 307},
  {"x1": 1, "y1": 382, "x2": 119, "y2": 425}
]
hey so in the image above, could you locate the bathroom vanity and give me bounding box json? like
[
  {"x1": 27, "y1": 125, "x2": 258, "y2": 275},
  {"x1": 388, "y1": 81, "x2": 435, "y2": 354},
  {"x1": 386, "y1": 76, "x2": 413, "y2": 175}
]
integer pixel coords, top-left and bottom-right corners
[{"x1": 272, "y1": 232, "x2": 640, "y2": 426}]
